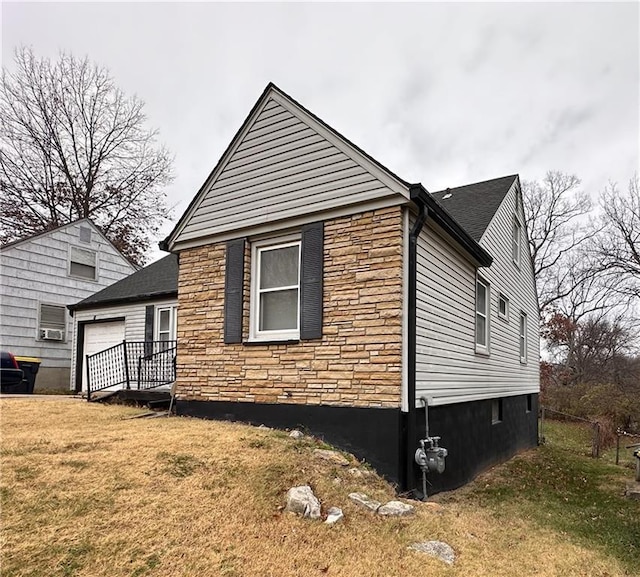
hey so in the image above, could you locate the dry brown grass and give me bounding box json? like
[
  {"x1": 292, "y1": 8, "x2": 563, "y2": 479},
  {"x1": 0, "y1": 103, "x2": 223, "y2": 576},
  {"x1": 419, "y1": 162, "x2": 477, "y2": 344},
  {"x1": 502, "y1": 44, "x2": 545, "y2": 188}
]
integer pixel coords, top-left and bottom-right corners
[{"x1": 0, "y1": 398, "x2": 632, "y2": 576}]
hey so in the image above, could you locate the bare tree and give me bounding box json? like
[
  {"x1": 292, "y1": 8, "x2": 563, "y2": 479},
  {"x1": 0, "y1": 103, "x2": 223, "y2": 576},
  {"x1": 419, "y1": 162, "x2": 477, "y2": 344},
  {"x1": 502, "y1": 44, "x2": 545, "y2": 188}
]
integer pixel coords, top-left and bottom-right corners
[
  {"x1": 522, "y1": 170, "x2": 598, "y2": 317},
  {"x1": 0, "y1": 47, "x2": 173, "y2": 265},
  {"x1": 597, "y1": 175, "x2": 640, "y2": 300}
]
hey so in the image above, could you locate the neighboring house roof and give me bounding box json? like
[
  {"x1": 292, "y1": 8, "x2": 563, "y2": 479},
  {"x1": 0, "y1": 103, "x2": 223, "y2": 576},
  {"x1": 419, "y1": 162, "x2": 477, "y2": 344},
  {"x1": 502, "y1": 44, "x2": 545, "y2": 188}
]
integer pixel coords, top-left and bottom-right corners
[
  {"x1": 0, "y1": 219, "x2": 135, "y2": 267},
  {"x1": 431, "y1": 175, "x2": 519, "y2": 242},
  {"x1": 69, "y1": 254, "x2": 178, "y2": 311}
]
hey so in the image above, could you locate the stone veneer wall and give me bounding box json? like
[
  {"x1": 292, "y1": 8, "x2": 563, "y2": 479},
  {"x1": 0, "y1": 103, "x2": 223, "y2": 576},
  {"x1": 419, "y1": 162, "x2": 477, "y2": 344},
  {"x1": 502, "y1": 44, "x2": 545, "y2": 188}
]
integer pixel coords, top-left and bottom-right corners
[{"x1": 176, "y1": 206, "x2": 403, "y2": 408}]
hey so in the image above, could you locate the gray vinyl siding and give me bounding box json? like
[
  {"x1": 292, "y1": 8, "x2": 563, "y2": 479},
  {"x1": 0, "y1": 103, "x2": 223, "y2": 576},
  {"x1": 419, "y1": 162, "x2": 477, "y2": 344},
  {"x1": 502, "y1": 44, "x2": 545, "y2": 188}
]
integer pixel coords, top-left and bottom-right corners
[
  {"x1": 415, "y1": 184, "x2": 539, "y2": 406},
  {"x1": 175, "y1": 96, "x2": 406, "y2": 245},
  {"x1": 69, "y1": 298, "x2": 178, "y2": 389},
  {"x1": 0, "y1": 222, "x2": 135, "y2": 385}
]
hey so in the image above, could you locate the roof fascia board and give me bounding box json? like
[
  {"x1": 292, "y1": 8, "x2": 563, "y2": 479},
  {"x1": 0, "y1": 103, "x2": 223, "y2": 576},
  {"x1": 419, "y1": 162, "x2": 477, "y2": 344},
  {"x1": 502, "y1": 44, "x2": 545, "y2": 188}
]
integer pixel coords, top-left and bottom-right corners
[
  {"x1": 68, "y1": 291, "x2": 178, "y2": 312},
  {"x1": 410, "y1": 184, "x2": 493, "y2": 267},
  {"x1": 171, "y1": 195, "x2": 406, "y2": 252}
]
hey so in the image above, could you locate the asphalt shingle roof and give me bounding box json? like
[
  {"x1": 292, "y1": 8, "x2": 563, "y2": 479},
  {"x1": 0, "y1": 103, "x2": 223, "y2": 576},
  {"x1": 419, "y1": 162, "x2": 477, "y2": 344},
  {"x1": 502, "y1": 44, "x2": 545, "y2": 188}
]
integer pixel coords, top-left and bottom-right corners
[
  {"x1": 70, "y1": 253, "x2": 178, "y2": 311},
  {"x1": 430, "y1": 175, "x2": 518, "y2": 242}
]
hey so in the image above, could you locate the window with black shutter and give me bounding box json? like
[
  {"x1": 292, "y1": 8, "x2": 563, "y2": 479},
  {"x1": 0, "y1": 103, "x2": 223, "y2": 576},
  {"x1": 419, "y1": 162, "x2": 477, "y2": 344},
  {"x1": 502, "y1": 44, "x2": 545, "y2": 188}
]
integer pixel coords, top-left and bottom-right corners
[{"x1": 224, "y1": 223, "x2": 323, "y2": 343}]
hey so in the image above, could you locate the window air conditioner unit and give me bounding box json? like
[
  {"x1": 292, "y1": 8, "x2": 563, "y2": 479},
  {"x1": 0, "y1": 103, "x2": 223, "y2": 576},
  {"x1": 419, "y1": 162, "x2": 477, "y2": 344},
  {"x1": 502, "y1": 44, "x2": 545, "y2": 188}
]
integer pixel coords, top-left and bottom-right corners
[{"x1": 41, "y1": 328, "x2": 64, "y2": 341}]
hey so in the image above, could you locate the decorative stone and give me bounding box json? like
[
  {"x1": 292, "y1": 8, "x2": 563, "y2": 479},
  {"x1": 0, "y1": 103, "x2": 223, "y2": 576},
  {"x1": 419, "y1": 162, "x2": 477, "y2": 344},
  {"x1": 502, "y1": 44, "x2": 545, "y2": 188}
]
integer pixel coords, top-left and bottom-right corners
[
  {"x1": 325, "y1": 506, "x2": 344, "y2": 524},
  {"x1": 313, "y1": 449, "x2": 350, "y2": 466},
  {"x1": 284, "y1": 486, "x2": 321, "y2": 519},
  {"x1": 348, "y1": 492, "x2": 381, "y2": 512},
  {"x1": 409, "y1": 541, "x2": 456, "y2": 565},
  {"x1": 377, "y1": 500, "x2": 415, "y2": 517},
  {"x1": 289, "y1": 430, "x2": 304, "y2": 439}
]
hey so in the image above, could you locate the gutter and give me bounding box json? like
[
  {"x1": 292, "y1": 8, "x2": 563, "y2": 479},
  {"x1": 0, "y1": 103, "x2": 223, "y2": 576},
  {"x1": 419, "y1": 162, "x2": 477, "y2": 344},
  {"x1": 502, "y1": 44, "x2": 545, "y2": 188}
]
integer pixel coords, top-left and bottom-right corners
[{"x1": 405, "y1": 188, "x2": 428, "y2": 492}]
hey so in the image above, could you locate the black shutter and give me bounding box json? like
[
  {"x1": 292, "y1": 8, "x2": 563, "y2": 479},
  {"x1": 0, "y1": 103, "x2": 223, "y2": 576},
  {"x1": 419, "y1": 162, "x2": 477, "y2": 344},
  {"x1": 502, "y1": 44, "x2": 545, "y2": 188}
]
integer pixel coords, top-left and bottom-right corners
[
  {"x1": 300, "y1": 221, "x2": 324, "y2": 340},
  {"x1": 144, "y1": 305, "x2": 154, "y2": 355},
  {"x1": 224, "y1": 238, "x2": 245, "y2": 344}
]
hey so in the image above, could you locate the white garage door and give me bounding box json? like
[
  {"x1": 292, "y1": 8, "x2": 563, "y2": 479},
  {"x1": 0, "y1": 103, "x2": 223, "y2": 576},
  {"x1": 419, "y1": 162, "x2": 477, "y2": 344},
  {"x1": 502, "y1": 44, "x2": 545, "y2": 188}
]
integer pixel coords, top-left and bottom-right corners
[{"x1": 82, "y1": 321, "x2": 125, "y2": 391}]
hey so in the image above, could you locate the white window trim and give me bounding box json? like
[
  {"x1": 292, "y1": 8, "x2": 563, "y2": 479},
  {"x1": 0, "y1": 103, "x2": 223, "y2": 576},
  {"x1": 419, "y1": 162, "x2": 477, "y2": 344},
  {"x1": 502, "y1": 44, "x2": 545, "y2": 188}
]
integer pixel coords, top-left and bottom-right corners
[
  {"x1": 249, "y1": 234, "x2": 301, "y2": 342},
  {"x1": 520, "y1": 311, "x2": 528, "y2": 364},
  {"x1": 68, "y1": 245, "x2": 98, "y2": 282},
  {"x1": 475, "y1": 276, "x2": 490, "y2": 355},
  {"x1": 512, "y1": 217, "x2": 522, "y2": 268},
  {"x1": 155, "y1": 306, "x2": 177, "y2": 342},
  {"x1": 498, "y1": 293, "x2": 510, "y2": 322}
]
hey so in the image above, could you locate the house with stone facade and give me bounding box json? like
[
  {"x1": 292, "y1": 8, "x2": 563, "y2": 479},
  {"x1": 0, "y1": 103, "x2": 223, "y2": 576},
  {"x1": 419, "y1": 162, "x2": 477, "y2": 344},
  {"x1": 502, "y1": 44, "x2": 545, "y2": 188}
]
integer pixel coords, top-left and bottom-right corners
[{"x1": 161, "y1": 83, "x2": 539, "y2": 495}]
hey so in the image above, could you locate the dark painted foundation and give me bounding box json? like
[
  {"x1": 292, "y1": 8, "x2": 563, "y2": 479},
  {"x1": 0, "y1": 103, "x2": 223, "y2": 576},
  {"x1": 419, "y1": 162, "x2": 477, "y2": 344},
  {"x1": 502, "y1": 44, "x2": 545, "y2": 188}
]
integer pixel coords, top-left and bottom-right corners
[
  {"x1": 408, "y1": 393, "x2": 539, "y2": 495},
  {"x1": 176, "y1": 394, "x2": 538, "y2": 495},
  {"x1": 176, "y1": 400, "x2": 404, "y2": 484}
]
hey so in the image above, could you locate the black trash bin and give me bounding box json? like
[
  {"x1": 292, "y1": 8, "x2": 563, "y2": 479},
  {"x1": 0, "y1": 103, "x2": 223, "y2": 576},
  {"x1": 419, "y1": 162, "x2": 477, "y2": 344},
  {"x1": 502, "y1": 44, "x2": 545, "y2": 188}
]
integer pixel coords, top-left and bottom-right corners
[{"x1": 15, "y1": 356, "x2": 40, "y2": 394}]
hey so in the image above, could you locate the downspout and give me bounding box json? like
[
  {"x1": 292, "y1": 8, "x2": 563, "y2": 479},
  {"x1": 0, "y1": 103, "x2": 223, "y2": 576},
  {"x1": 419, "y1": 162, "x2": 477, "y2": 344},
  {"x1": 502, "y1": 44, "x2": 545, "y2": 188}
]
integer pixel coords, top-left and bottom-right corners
[{"x1": 404, "y1": 185, "x2": 428, "y2": 494}]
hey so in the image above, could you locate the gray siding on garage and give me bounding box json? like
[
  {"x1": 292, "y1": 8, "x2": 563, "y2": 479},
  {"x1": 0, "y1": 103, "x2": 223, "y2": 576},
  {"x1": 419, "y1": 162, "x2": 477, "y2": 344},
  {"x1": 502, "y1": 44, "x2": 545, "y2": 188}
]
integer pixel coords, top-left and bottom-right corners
[
  {"x1": 70, "y1": 298, "x2": 178, "y2": 389},
  {"x1": 174, "y1": 93, "x2": 407, "y2": 247},
  {"x1": 414, "y1": 183, "x2": 539, "y2": 406}
]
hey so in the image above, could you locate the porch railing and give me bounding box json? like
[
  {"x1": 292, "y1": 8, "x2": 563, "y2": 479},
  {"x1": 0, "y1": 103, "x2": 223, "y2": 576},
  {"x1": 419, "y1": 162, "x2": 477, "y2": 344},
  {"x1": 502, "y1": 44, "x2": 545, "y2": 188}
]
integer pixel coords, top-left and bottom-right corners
[{"x1": 86, "y1": 340, "x2": 176, "y2": 401}]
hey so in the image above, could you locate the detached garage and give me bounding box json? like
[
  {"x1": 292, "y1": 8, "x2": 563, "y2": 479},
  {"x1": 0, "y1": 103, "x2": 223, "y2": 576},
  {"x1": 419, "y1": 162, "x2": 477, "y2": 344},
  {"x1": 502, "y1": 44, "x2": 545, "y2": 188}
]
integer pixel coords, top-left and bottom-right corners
[{"x1": 68, "y1": 255, "x2": 178, "y2": 393}]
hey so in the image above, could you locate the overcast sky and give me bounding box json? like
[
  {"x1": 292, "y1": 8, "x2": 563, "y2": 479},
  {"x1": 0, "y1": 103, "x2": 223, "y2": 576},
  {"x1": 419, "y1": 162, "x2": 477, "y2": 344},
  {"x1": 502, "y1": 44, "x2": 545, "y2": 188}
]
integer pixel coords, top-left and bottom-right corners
[{"x1": 2, "y1": 2, "x2": 638, "y2": 261}]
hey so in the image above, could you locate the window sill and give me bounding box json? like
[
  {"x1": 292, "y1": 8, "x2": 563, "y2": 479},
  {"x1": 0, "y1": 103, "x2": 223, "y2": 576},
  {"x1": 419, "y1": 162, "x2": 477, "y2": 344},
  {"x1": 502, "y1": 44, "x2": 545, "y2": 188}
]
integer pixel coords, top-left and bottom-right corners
[
  {"x1": 244, "y1": 339, "x2": 300, "y2": 346},
  {"x1": 475, "y1": 348, "x2": 490, "y2": 358}
]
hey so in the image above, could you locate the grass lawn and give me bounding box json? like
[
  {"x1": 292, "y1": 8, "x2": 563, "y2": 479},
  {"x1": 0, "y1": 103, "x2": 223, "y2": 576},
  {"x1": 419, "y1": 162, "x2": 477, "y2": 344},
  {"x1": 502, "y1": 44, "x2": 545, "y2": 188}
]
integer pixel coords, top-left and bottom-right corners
[{"x1": 1, "y1": 398, "x2": 638, "y2": 576}]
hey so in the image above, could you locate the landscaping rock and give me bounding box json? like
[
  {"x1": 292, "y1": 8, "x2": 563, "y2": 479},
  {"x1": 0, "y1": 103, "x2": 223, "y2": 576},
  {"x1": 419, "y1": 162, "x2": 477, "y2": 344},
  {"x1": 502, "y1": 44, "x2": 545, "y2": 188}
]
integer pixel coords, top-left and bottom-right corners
[
  {"x1": 348, "y1": 492, "x2": 381, "y2": 512},
  {"x1": 289, "y1": 430, "x2": 304, "y2": 439},
  {"x1": 377, "y1": 500, "x2": 415, "y2": 517},
  {"x1": 313, "y1": 449, "x2": 350, "y2": 466},
  {"x1": 284, "y1": 486, "x2": 321, "y2": 519},
  {"x1": 347, "y1": 467, "x2": 364, "y2": 478},
  {"x1": 325, "y1": 506, "x2": 344, "y2": 525},
  {"x1": 409, "y1": 541, "x2": 456, "y2": 565}
]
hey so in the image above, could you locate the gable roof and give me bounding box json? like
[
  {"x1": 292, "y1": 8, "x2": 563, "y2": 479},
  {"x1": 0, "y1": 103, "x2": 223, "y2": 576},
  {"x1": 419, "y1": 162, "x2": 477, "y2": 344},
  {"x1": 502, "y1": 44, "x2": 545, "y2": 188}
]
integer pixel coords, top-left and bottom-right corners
[
  {"x1": 68, "y1": 254, "x2": 178, "y2": 312},
  {"x1": 161, "y1": 82, "x2": 411, "y2": 252},
  {"x1": 430, "y1": 175, "x2": 518, "y2": 242},
  {"x1": 0, "y1": 219, "x2": 134, "y2": 267}
]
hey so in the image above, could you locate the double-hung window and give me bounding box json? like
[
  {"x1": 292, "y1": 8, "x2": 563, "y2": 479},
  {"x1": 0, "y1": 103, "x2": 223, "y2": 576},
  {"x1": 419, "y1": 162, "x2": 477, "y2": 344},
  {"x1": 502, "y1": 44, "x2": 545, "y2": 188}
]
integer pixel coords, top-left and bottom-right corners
[
  {"x1": 156, "y1": 307, "x2": 177, "y2": 342},
  {"x1": 519, "y1": 312, "x2": 528, "y2": 363},
  {"x1": 69, "y1": 246, "x2": 97, "y2": 280},
  {"x1": 251, "y1": 238, "x2": 301, "y2": 341},
  {"x1": 475, "y1": 277, "x2": 489, "y2": 353}
]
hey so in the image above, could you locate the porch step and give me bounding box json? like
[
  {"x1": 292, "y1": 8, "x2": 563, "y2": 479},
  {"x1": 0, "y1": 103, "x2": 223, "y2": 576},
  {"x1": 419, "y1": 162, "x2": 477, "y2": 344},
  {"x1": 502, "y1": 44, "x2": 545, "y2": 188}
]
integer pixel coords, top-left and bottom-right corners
[{"x1": 90, "y1": 388, "x2": 171, "y2": 408}]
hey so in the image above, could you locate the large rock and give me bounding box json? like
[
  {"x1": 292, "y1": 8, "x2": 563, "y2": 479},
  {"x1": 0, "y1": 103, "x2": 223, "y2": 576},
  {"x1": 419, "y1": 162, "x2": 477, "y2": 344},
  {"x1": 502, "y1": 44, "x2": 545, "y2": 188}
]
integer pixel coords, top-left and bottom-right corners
[
  {"x1": 284, "y1": 486, "x2": 321, "y2": 519},
  {"x1": 289, "y1": 430, "x2": 304, "y2": 439},
  {"x1": 313, "y1": 449, "x2": 350, "y2": 466},
  {"x1": 377, "y1": 500, "x2": 415, "y2": 517},
  {"x1": 348, "y1": 492, "x2": 381, "y2": 512},
  {"x1": 409, "y1": 541, "x2": 456, "y2": 565}
]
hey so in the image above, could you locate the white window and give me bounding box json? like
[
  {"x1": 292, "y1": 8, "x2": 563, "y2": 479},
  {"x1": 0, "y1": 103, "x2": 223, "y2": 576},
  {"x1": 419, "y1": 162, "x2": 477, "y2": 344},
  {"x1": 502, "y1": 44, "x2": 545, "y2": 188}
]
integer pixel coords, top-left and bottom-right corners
[
  {"x1": 512, "y1": 218, "x2": 522, "y2": 266},
  {"x1": 250, "y1": 237, "x2": 301, "y2": 341},
  {"x1": 498, "y1": 293, "x2": 510, "y2": 321},
  {"x1": 38, "y1": 303, "x2": 66, "y2": 341},
  {"x1": 69, "y1": 246, "x2": 97, "y2": 280},
  {"x1": 519, "y1": 312, "x2": 528, "y2": 363},
  {"x1": 475, "y1": 277, "x2": 489, "y2": 353},
  {"x1": 156, "y1": 307, "x2": 177, "y2": 342}
]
